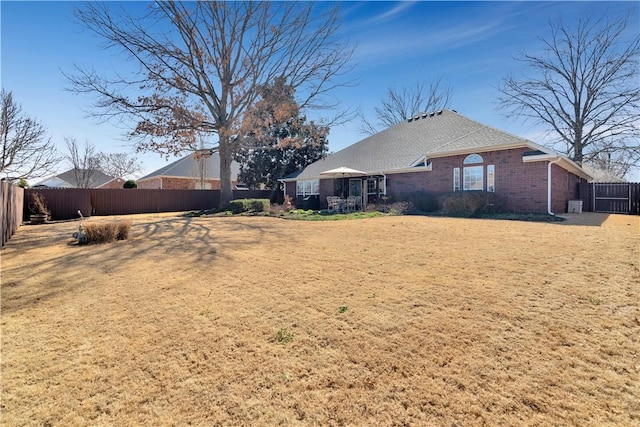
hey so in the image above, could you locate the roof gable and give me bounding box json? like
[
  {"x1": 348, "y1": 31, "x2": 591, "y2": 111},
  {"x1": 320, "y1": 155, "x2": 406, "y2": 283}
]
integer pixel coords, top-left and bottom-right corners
[
  {"x1": 139, "y1": 152, "x2": 240, "y2": 182},
  {"x1": 50, "y1": 169, "x2": 118, "y2": 188},
  {"x1": 290, "y1": 110, "x2": 538, "y2": 180}
]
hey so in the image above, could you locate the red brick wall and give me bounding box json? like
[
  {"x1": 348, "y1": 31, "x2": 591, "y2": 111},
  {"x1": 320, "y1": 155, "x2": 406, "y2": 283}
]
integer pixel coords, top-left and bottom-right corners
[
  {"x1": 137, "y1": 177, "x2": 162, "y2": 189},
  {"x1": 385, "y1": 148, "x2": 552, "y2": 213},
  {"x1": 286, "y1": 148, "x2": 585, "y2": 214},
  {"x1": 551, "y1": 164, "x2": 586, "y2": 214},
  {"x1": 137, "y1": 177, "x2": 223, "y2": 190},
  {"x1": 100, "y1": 178, "x2": 125, "y2": 189}
]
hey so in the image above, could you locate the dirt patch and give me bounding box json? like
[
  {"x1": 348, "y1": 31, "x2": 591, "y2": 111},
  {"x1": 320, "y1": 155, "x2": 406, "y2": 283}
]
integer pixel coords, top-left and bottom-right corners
[{"x1": 2, "y1": 213, "x2": 639, "y2": 426}]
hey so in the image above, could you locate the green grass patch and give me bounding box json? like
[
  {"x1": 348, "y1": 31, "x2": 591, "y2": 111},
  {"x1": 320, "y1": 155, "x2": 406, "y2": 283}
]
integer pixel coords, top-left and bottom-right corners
[
  {"x1": 274, "y1": 328, "x2": 294, "y2": 345},
  {"x1": 281, "y1": 210, "x2": 385, "y2": 221}
]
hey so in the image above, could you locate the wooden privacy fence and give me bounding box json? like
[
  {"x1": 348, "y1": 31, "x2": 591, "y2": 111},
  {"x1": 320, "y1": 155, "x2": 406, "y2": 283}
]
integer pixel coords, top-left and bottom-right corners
[
  {"x1": 23, "y1": 188, "x2": 280, "y2": 220},
  {"x1": 1, "y1": 182, "x2": 25, "y2": 246},
  {"x1": 577, "y1": 182, "x2": 640, "y2": 215}
]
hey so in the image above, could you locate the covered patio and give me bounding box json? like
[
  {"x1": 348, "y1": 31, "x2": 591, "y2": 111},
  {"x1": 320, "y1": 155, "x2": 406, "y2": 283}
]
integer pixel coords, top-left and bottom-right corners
[{"x1": 320, "y1": 167, "x2": 386, "y2": 213}]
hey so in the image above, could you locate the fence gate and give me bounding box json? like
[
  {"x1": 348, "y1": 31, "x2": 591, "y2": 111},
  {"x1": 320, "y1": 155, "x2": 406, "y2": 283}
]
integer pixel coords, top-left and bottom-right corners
[{"x1": 591, "y1": 183, "x2": 639, "y2": 214}]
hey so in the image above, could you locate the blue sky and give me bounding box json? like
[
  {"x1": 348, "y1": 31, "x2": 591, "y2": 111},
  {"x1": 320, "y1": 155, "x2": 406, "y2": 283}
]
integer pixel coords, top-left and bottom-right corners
[{"x1": 2, "y1": 1, "x2": 638, "y2": 181}]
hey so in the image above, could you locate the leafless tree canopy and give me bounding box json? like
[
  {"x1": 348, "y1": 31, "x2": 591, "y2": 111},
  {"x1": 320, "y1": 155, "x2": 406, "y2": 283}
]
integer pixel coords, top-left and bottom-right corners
[
  {"x1": 360, "y1": 78, "x2": 452, "y2": 136},
  {"x1": 68, "y1": 1, "x2": 355, "y2": 205},
  {"x1": 498, "y1": 12, "x2": 640, "y2": 176},
  {"x1": 64, "y1": 137, "x2": 100, "y2": 188},
  {"x1": 0, "y1": 90, "x2": 61, "y2": 180},
  {"x1": 95, "y1": 152, "x2": 142, "y2": 179}
]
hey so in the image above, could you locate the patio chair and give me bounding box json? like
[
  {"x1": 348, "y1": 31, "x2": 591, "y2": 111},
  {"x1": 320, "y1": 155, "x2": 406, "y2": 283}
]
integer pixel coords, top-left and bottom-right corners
[
  {"x1": 346, "y1": 196, "x2": 357, "y2": 213},
  {"x1": 327, "y1": 196, "x2": 340, "y2": 212}
]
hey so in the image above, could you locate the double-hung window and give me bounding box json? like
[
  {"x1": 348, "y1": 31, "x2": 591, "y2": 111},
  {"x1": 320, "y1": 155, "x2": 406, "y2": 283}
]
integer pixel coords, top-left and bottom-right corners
[
  {"x1": 296, "y1": 179, "x2": 319, "y2": 196},
  {"x1": 454, "y1": 154, "x2": 495, "y2": 192}
]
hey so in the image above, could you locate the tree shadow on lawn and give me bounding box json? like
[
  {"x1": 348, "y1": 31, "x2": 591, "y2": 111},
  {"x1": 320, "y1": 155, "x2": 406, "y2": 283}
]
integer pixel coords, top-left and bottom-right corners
[{"x1": 1, "y1": 215, "x2": 280, "y2": 315}]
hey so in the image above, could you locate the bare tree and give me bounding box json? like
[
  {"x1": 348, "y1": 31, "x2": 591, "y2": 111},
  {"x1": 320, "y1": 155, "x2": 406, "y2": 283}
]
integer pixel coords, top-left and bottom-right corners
[
  {"x1": 582, "y1": 159, "x2": 627, "y2": 182},
  {"x1": 498, "y1": 12, "x2": 640, "y2": 174},
  {"x1": 0, "y1": 90, "x2": 61, "y2": 180},
  {"x1": 95, "y1": 152, "x2": 142, "y2": 178},
  {"x1": 360, "y1": 78, "x2": 452, "y2": 136},
  {"x1": 67, "y1": 1, "x2": 355, "y2": 206},
  {"x1": 64, "y1": 137, "x2": 100, "y2": 188}
]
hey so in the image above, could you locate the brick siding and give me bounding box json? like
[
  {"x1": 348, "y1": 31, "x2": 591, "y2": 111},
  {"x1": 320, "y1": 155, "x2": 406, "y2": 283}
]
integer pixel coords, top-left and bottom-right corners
[
  {"x1": 137, "y1": 177, "x2": 223, "y2": 190},
  {"x1": 386, "y1": 148, "x2": 552, "y2": 213},
  {"x1": 99, "y1": 178, "x2": 125, "y2": 189},
  {"x1": 551, "y1": 163, "x2": 586, "y2": 214},
  {"x1": 285, "y1": 147, "x2": 586, "y2": 214}
]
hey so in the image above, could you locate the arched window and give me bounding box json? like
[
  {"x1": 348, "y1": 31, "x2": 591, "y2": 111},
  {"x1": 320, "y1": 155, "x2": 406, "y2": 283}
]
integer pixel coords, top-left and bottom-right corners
[
  {"x1": 463, "y1": 153, "x2": 484, "y2": 164},
  {"x1": 463, "y1": 154, "x2": 483, "y2": 191},
  {"x1": 454, "y1": 154, "x2": 495, "y2": 192}
]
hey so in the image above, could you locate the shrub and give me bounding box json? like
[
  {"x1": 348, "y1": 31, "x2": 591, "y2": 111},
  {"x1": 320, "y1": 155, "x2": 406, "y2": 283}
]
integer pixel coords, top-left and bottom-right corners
[
  {"x1": 408, "y1": 191, "x2": 441, "y2": 213},
  {"x1": 116, "y1": 220, "x2": 132, "y2": 240},
  {"x1": 269, "y1": 201, "x2": 296, "y2": 216},
  {"x1": 366, "y1": 201, "x2": 412, "y2": 215},
  {"x1": 228, "y1": 198, "x2": 270, "y2": 214},
  {"x1": 440, "y1": 191, "x2": 499, "y2": 217},
  {"x1": 84, "y1": 223, "x2": 118, "y2": 243},
  {"x1": 28, "y1": 192, "x2": 50, "y2": 215},
  {"x1": 83, "y1": 220, "x2": 132, "y2": 244},
  {"x1": 123, "y1": 180, "x2": 137, "y2": 189}
]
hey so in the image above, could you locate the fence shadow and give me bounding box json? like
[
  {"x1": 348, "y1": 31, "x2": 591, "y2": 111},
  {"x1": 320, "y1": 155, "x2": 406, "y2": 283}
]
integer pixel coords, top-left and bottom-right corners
[{"x1": 1, "y1": 215, "x2": 282, "y2": 315}]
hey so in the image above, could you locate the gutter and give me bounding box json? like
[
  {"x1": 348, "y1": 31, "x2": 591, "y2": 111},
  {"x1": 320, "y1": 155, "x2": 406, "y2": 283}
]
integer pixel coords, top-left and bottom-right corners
[{"x1": 547, "y1": 157, "x2": 561, "y2": 216}]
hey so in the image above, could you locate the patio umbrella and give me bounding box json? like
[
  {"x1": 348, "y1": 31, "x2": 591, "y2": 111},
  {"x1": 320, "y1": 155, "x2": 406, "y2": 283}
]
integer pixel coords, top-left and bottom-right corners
[
  {"x1": 320, "y1": 167, "x2": 367, "y2": 204},
  {"x1": 320, "y1": 166, "x2": 367, "y2": 178}
]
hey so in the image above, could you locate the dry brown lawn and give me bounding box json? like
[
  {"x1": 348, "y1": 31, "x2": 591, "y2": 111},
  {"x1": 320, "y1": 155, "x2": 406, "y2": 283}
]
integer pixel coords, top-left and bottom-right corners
[{"x1": 1, "y1": 213, "x2": 639, "y2": 426}]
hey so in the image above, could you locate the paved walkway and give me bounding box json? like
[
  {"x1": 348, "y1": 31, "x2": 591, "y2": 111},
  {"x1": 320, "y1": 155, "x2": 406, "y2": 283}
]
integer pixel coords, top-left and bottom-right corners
[{"x1": 558, "y1": 212, "x2": 639, "y2": 232}]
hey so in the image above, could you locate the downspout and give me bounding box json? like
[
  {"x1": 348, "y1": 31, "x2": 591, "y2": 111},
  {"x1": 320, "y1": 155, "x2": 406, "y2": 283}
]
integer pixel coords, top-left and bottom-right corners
[
  {"x1": 281, "y1": 180, "x2": 286, "y2": 202},
  {"x1": 547, "y1": 157, "x2": 561, "y2": 215},
  {"x1": 381, "y1": 172, "x2": 387, "y2": 195}
]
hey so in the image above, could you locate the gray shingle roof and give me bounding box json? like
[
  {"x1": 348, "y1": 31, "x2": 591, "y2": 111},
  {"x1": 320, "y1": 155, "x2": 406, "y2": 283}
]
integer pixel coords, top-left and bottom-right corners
[
  {"x1": 286, "y1": 110, "x2": 542, "y2": 180},
  {"x1": 139, "y1": 152, "x2": 240, "y2": 181},
  {"x1": 55, "y1": 169, "x2": 118, "y2": 188}
]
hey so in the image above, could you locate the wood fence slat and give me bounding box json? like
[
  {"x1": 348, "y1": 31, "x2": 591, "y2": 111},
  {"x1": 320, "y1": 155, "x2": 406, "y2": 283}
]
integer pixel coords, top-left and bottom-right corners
[
  {"x1": 577, "y1": 182, "x2": 640, "y2": 215},
  {"x1": 22, "y1": 188, "x2": 281, "y2": 220},
  {"x1": 1, "y1": 182, "x2": 25, "y2": 247}
]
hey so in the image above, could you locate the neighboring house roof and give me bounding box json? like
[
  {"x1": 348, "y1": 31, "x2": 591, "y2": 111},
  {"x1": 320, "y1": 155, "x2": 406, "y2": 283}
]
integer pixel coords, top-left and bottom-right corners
[
  {"x1": 138, "y1": 152, "x2": 241, "y2": 182},
  {"x1": 35, "y1": 169, "x2": 119, "y2": 188},
  {"x1": 33, "y1": 175, "x2": 74, "y2": 188},
  {"x1": 282, "y1": 109, "x2": 591, "y2": 181}
]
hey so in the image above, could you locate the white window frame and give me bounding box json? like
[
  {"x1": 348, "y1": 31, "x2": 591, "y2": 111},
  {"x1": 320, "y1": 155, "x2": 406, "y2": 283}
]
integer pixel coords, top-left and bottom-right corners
[
  {"x1": 464, "y1": 153, "x2": 484, "y2": 165},
  {"x1": 460, "y1": 153, "x2": 484, "y2": 191},
  {"x1": 453, "y1": 167, "x2": 460, "y2": 191},
  {"x1": 487, "y1": 164, "x2": 495, "y2": 192},
  {"x1": 296, "y1": 179, "x2": 319, "y2": 196},
  {"x1": 366, "y1": 178, "x2": 377, "y2": 195},
  {"x1": 463, "y1": 166, "x2": 483, "y2": 191}
]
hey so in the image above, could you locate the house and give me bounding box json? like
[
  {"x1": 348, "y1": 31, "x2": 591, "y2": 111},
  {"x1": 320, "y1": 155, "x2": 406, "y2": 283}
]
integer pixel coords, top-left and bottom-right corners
[
  {"x1": 137, "y1": 151, "x2": 242, "y2": 190},
  {"x1": 279, "y1": 110, "x2": 592, "y2": 214},
  {"x1": 34, "y1": 169, "x2": 123, "y2": 189}
]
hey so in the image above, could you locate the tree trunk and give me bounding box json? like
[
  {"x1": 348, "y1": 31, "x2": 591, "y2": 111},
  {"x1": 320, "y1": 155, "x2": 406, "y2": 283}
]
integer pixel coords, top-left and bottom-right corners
[{"x1": 218, "y1": 132, "x2": 234, "y2": 209}]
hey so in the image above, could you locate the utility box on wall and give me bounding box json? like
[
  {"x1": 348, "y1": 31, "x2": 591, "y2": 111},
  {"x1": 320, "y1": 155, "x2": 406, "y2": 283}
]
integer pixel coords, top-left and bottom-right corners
[{"x1": 568, "y1": 200, "x2": 583, "y2": 214}]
